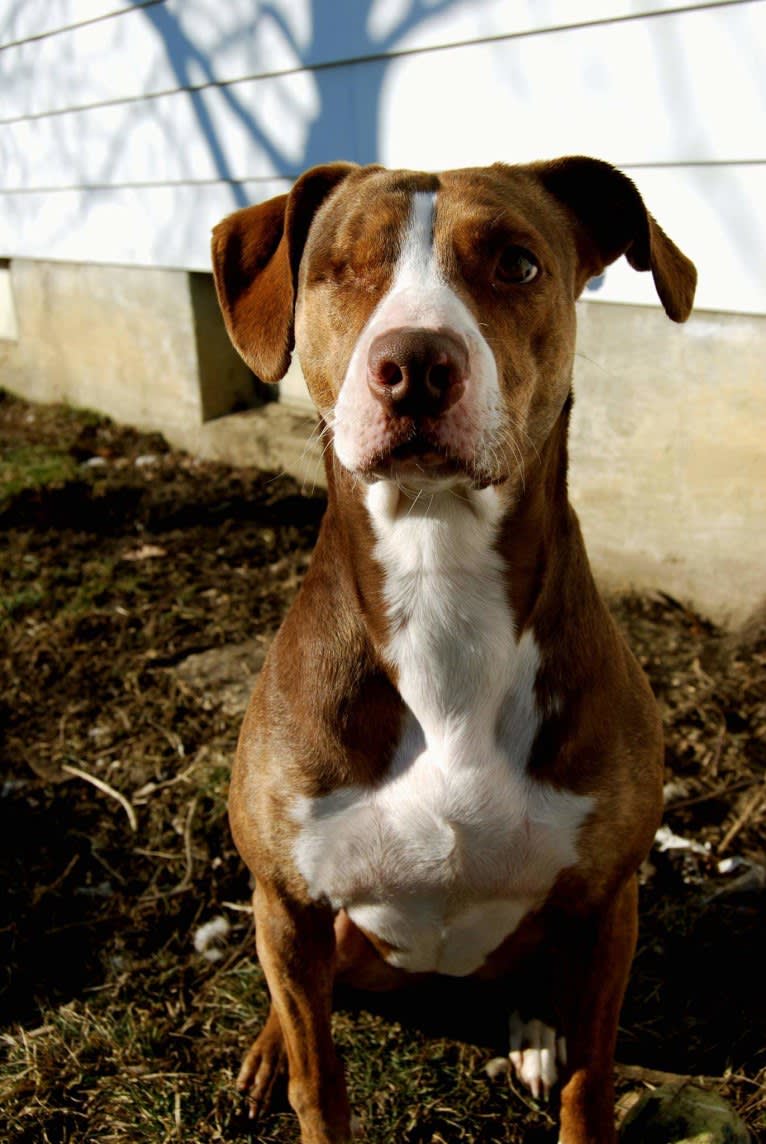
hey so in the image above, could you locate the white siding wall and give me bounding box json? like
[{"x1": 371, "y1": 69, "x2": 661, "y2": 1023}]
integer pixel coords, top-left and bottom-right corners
[{"x1": 1, "y1": 0, "x2": 764, "y2": 314}]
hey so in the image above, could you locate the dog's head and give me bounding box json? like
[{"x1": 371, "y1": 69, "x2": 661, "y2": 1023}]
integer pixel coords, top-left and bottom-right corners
[{"x1": 212, "y1": 159, "x2": 695, "y2": 491}]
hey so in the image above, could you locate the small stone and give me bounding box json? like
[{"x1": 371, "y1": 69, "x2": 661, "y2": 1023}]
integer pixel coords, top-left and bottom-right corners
[
  {"x1": 663, "y1": 780, "x2": 689, "y2": 805},
  {"x1": 193, "y1": 916, "x2": 231, "y2": 962},
  {"x1": 619, "y1": 1083, "x2": 751, "y2": 1143},
  {"x1": 174, "y1": 640, "x2": 267, "y2": 717}
]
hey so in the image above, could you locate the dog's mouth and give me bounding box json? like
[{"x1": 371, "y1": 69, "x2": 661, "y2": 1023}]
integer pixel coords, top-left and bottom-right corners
[
  {"x1": 345, "y1": 410, "x2": 508, "y2": 490},
  {"x1": 367, "y1": 430, "x2": 482, "y2": 486},
  {"x1": 390, "y1": 439, "x2": 457, "y2": 468}
]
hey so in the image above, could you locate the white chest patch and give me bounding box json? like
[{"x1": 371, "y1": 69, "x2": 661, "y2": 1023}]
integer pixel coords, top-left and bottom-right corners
[{"x1": 292, "y1": 483, "x2": 593, "y2": 976}]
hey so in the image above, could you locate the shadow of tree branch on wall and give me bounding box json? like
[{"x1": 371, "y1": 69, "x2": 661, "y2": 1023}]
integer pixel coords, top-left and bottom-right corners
[{"x1": 129, "y1": 0, "x2": 463, "y2": 211}]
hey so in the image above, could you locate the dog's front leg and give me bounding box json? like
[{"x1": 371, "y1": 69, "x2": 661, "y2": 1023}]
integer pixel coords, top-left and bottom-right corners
[
  {"x1": 556, "y1": 876, "x2": 638, "y2": 1144},
  {"x1": 253, "y1": 880, "x2": 351, "y2": 1144}
]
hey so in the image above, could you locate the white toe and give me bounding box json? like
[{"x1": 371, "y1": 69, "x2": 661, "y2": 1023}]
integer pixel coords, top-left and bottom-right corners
[
  {"x1": 507, "y1": 1011, "x2": 566, "y2": 1100},
  {"x1": 540, "y1": 1024, "x2": 557, "y2": 1096},
  {"x1": 520, "y1": 1048, "x2": 542, "y2": 1099}
]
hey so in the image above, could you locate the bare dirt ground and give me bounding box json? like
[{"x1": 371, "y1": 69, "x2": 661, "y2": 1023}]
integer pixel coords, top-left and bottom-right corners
[{"x1": 1, "y1": 389, "x2": 764, "y2": 1143}]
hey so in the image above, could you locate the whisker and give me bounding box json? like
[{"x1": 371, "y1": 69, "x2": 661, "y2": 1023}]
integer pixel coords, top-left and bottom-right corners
[{"x1": 574, "y1": 350, "x2": 609, "y2": 375}]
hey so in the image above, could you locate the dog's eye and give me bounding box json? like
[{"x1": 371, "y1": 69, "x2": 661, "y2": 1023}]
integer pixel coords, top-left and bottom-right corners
[{"x1": 495, "y1": 246, "x2": 539, "y2": 285}]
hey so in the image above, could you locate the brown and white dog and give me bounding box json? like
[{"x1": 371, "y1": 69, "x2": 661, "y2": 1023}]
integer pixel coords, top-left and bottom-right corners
[{"x1": 212, "y1": 157, "x2": 696, "y2": 1144}]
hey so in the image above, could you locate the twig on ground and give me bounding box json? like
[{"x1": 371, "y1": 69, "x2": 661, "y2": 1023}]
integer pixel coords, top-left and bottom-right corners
[
  {"x1": 177, "y1": 795, "x2": 199, "y2": 892},
  {"x1": 31, "y1": 853, "x2": 79, "y2": 906},
  {"x1": 132, "y1": 762, "x2": 197, "y2": 803},
  {"x1": 137, "y1": 795, "x2": 200, "y2": 903},
  {"x1": 666, "y1": 777, "x2": 752, "y2": 813},
  {"x1": 718, "y1": 783, "x2": 766, "y2": 855},
  {"x1": 61, "y1": 763, "x2": 138, "y2": 832}
]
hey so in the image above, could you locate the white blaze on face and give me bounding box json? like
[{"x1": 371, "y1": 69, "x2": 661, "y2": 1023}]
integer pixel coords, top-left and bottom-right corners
[{"x1": 332, "y1": 190, "x2": 501, "y2": 477}]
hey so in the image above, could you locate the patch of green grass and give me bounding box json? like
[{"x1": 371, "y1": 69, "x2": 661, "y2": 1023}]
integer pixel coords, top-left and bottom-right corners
[
  {"x1": 0, "y1": 939, "x2": 560, "y2": 1144},
  {"x1": 0, "y1": 444, "x2": 79, "y2": 502},
  {"x1": 196, "y1": 763, "x2": 232, "y2": 801},
  {"x1": 0, "y1": 585, "x2": 45, "y2": 622},
  {"x1": 62, "y1": 560, "x2": 142, "y2": 616}
]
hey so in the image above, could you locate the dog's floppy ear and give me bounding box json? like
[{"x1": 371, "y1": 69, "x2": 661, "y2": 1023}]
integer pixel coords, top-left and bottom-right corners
[
  {"x1": 211, "y1": 162, "x2": 357, "y2": 380},
  {"x1": 535, "y1": 156, "x2": 697, "y2": 322}
]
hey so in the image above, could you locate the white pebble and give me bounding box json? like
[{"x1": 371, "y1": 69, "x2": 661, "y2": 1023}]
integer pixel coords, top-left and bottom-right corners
[
  {"x1": 193, "y1": 915, "x2": 230, "y2": 962},
  {"x1": 485, "y1": 1056, "x2": 510, "y2": 1080}
]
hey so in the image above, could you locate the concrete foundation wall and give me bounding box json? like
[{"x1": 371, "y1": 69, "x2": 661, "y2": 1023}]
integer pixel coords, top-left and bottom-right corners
[
  {"x1": 0, "y1": 259, "x2": 259, "y2": 439},
  {"x1": 571, "y1": 305, "x2": 765, "y2": 626},
  {"x1": 1, "y1": 257, "x2": 763, "y2": 628}
]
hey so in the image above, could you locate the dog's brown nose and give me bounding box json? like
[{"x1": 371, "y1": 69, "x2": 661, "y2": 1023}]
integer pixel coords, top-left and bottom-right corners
[{"x1": 367, "y1": 328, "x2": 467, "y2": 416}]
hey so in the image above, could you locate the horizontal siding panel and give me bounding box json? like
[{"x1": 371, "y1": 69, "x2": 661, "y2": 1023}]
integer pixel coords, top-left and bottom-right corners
[
  {"x1": 0, "y1": 1, "x2": 141, "y2": 48},
  {"x1": 0, "y1": 66, "x2": 360, "y2": 189},
  {"x1": 0, "y1": 0, "x2": 748, "y2": 121},
  {"x1": 0, "y1": 0, "x2": 327, "y2": 122},
  {"x1": 0, "y1": 179, "x2": 289, "y2": 269},
  {"x1": 378, "y1": 4, "x2": 766, "y2": 170},
  {"x1": 366, "y1": 0, "x2": 746, "y2": 55},
  {"x1": 2, "y1": 4, "x2": 764, "y2": 194},
  {"x1": 0, "y1": 166, "x2": 764, "y2": 315}
]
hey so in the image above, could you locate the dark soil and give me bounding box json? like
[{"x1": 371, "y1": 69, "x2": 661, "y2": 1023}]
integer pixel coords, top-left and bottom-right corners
[{"x1": 1, "y1": 388, "x2": 763, "y2": 1142}]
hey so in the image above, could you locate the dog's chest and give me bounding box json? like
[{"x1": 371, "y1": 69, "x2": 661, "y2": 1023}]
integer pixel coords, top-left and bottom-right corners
[{"x1": 292, "y1": 486, "x2": 593, "y2": 976}]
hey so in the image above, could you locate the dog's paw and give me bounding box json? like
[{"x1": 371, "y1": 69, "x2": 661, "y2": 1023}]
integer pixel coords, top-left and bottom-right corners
[
  {"x1": 236, "y1": 1014, "x2": 287, "y2": 1120},
  {"x1": 507, "y1": 1011, "x2": 567, "y2": 1101}
]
